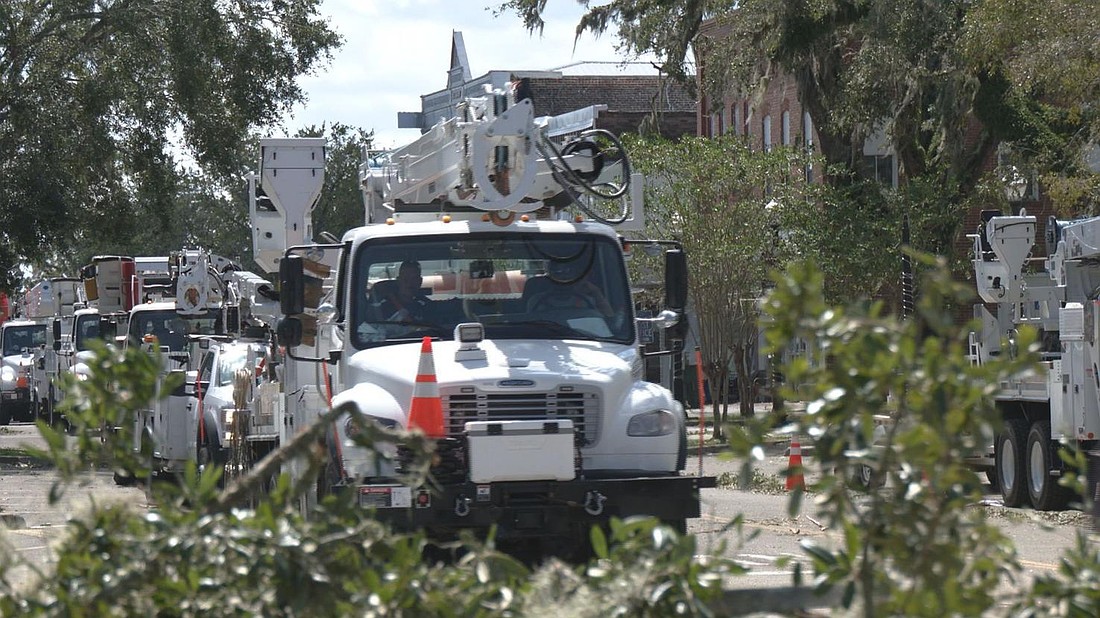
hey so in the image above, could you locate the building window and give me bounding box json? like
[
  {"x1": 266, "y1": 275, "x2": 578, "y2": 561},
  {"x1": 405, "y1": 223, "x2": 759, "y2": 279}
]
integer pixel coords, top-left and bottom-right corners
[
  {"x1": 861, "y1": 124, "x2": 897, "y2": 188},
  {"x1": 781, "y1": 110, "x2": 791, "y2": 146},
  {"x1": 763, "y1": 115, "x2": 772, "y2": 150},
  {"x1": 862, "y1": 154, "x2": 897, "y2": 187}
]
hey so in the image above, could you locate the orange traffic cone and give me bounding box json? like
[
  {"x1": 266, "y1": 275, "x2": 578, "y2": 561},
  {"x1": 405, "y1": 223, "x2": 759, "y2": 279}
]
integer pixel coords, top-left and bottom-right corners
[
  {"x1": 408, "y1": 336, "x2": 445, "y2": 437},
  {"x1": 786, "y1": 438, "x2": 805, "y2": 491}
]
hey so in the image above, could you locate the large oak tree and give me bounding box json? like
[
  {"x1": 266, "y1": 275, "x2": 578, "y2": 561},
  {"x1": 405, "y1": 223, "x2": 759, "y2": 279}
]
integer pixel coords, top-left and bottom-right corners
[
  {"x1": 0, "y1": 0, "x2": 341, "y2": 288},
  {"x1": 504, "y1": 0, "x2": 1100, "y2": 278}
]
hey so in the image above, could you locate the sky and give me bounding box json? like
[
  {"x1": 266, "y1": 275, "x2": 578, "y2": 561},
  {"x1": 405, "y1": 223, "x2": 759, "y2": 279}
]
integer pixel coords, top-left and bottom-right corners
[{"x1": 284, "y1": 1, "x2": 653, "y2": 149}]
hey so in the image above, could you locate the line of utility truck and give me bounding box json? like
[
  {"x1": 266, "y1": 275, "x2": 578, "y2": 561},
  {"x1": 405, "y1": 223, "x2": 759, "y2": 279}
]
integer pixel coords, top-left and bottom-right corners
[{"x1": 1, "y1": 81, "x2": 712, "y2": 558}]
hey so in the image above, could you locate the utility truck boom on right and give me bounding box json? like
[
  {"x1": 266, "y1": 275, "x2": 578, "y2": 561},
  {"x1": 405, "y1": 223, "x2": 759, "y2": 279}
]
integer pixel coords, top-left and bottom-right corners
[{"x1": 970, "y1": 211, "x2": 1100, "y2": 509}]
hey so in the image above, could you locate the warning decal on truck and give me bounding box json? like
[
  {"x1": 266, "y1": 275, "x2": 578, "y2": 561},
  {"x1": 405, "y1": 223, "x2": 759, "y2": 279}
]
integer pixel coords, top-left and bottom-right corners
[{"x1": 358, "y1": 485, "x2": 412, "y2": 509}]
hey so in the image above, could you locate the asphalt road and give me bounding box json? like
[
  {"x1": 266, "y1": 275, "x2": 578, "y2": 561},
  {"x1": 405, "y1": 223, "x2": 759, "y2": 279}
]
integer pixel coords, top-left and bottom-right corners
[{"x1": 685, "y1": 426, "x2": 1099, "y2": 615}]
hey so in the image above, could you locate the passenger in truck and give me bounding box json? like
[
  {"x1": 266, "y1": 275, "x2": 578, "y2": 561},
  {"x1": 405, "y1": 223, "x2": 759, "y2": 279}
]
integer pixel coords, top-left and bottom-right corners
[
  {"x1": 4, "y1": 331, "x2": 28, "y2": 355},
  {"x1": 523, "y1": 258, "x2": 614, "y2": 316}
]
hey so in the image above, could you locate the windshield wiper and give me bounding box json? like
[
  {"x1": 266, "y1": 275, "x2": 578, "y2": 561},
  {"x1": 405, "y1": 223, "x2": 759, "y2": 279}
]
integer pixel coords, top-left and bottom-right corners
[
  {"x1": 371, "y1": 321, "x2": 446, "y2": 340},
  {"x1": 491, "y1": 320, "x2": 580, "y2": 338}
]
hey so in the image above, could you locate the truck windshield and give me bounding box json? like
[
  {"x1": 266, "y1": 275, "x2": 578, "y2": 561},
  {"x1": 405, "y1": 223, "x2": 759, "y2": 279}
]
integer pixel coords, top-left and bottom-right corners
[
  {"x1": 351, "y1": 232, "x2": 635, "y2": 348},
  {"x1": 2, "y1": 325, "x2": 47, "y2": 356},
  {"x1": 74, "y1": 314, "x2": 100, "y2": 351},
  {"x1": 128, "y1": 309, "x2": 221, "y2": 351}
]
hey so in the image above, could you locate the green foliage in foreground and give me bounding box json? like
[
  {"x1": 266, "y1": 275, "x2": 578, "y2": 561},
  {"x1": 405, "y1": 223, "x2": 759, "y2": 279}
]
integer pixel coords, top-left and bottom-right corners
[
  {"x1": 1, "y1": 262, "x2": 1099, "y2": 615},
  {"x1": 729, "y1": 257, "x2": 1100, "y2": 616},
  {"x1": 0, "y1": 342, "x2": 741, "y2": 616}
]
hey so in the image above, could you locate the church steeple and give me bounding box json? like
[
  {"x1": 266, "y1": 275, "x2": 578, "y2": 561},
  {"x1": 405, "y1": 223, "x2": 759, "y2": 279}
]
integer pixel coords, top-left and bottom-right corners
[{"x1": 446, "y1": 31, "x2": 472, "y2": 89}]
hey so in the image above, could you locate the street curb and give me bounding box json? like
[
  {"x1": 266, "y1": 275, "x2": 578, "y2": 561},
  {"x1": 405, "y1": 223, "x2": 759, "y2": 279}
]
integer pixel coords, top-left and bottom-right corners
[{"x1": 0, "y1": 454, "x2": 53, "y2": 468}]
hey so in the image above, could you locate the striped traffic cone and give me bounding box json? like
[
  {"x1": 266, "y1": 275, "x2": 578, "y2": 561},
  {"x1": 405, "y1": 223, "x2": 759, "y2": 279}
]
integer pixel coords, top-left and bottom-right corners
[
  {"x1": 786, "y1": 438, "x2": 805, "y2": 491},
  {"x1": 408, "y1": 336, "x2": 445, "y2": 438}
]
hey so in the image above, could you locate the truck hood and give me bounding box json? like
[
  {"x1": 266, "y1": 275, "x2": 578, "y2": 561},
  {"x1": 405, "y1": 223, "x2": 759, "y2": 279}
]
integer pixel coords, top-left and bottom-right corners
[
  {"x1": 2, "y1": 353, "x2": 37, "y2": 369},
  {"x1": 341, "y1": 339, "x2": 637, "y2": 419}
]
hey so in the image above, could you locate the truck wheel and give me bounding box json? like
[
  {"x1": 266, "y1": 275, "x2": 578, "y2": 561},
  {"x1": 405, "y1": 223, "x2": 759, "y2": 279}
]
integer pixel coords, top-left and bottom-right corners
[
  {"x1": 852, "y1": 462, "x2": 883, "y2": 490},
  {"x1": 0, "y1": 403, "x2": 10, "y2": 426},
  {"x1": 662, "y1": 518, "x2": 687, "y2": 535},
  {"x1": 197, "y1": 440, "x2": 224, "y2": 487},
  {"x1": 1026, "y1": 421, "x2": 1072, "y2": 511},
  {"x1": 113, "y1": 471, "x2": 138, "y2": 487},
  {"x1": 996, "y1": 419, "x2": 1030, "y2": 507},
  {"x1": 675, "y1": 422, "x2": 687, "y2": 472},
  {"x1": 984, "y1": 468, "x2": 1000, "y2": 492}
]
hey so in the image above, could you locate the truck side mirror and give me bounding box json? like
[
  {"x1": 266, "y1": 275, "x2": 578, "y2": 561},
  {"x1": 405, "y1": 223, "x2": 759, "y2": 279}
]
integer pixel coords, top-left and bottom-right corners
[
  {"x1": 664, "y1": 249, "x2": 688, "y2": 311},
  {"x1": 280, "y1": 255, "x2": 305, "y2": 316},
  {"x1": 277, "y1": 316, "x2": 303, "y2": 348},
  {"x1": 52, "y1": 320, "x2": 62, "y2": 350}
]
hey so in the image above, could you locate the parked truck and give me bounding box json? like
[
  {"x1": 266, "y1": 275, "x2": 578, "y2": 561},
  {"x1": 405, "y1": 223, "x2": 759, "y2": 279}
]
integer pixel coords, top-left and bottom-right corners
[
  {"x1": 0, "y1": 317, "x2": 48, "y2": 425},
  {"x1": 118, "y1": 249, "x2": 279, "y2": 482},
  {"x1": 231, "y1": 85, "x2": 710, "y2": 557},
  {"x1": 969, "y1": 210, "x2": 1100, "y2": 509},
  {"x1": 23, "y1": 277, "x2": 85, "y2": 426}
]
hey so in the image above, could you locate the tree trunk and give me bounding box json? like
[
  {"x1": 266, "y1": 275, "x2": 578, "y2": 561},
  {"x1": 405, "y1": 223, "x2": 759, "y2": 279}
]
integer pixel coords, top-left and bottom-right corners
[{"x1": 769, "y1": 354, "x2": 786, "y2": 424}]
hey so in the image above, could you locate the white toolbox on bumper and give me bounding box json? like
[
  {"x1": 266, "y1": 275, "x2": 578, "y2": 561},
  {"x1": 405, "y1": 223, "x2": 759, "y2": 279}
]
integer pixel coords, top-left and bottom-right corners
[{"x1": 465, "y1": 419, "x2": 576, "y2": 483}]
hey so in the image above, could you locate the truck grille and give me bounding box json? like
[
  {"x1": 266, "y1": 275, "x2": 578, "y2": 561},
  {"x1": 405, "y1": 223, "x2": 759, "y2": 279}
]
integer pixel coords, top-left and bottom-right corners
[{"x1": 443, "y1": 387, "x2": 601, "y2": 446}]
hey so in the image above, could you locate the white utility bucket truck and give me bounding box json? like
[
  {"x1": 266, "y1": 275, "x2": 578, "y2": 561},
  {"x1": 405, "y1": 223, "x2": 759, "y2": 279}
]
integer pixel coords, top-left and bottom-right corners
[
  {"x1": 235, "y1": 84, "x2": 710, "y2": 558},
  {"x1": 970, "y1": 211, "x2": 1100, "y2": 509}
]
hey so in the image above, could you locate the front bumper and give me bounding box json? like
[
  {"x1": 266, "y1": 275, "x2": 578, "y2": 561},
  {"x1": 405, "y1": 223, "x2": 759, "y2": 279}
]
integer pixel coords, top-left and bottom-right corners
[
  {"x1": 0, "y1": 387, "x2": 30, "y2": 403},
  {"x1": 351, "y1": 475, "x2": 716, "y2": 542}
]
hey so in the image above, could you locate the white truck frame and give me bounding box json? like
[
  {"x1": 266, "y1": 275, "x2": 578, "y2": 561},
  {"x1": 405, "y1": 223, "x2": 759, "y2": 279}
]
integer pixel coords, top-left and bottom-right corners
[
  {"x1": 22, "y1": 277, "x2": 83, "y2": 426},
  {"x1": 969, "y1": 210, "x2": 1100, "y2": 509}
]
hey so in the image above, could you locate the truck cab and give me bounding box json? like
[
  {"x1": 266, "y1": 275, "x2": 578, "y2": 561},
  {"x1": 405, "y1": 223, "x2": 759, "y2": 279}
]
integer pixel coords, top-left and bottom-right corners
[
  {"x1": 0, "y1": 320, "x2": 48, "y2": 424},
  {"x1": 342, "y1": 223, "x2": 672, "y2": 473},
  {"x1": 190, "y1": 338, "x2": 269, "y2": 473},
  {"x1": 275, "y1": 216, "x2": 696, "y2": 552},
  {"x1": 126, "y1": 301, "x2": 223, "y2": 471},
  {"x1": 56, "y1": 307, "x2": 124, "y2": 397}
]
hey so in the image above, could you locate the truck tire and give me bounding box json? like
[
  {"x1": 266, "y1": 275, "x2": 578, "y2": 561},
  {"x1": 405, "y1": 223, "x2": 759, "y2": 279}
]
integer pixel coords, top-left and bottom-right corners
[
  {"x1": 1026, "y1": 421, "x2": 1072, "y2": 511},
  {"x1": 984, "y1": 468, "x2": 999, "y2": 492},
  {"x1": 0, "y1": 402, "x2": 10, "y2": 426},
  {"x1": 197, "y1": 438, "x2": 224, "y2": 487},
  {"x1": 852, "y1": 462, "x2": 884, "y2": 490},
  {"x1": 675, "y1": 422, "x2": 687, "y2": 472},
  {"x1": 662, "y1": 518, "x2": 688, "y2": 535},
  {"x1": 996, "y1": 419, "x2": 1030, "y2": 507},
  {"x1": 113, "y1": 471, "x2": 138, "y2": 487}
]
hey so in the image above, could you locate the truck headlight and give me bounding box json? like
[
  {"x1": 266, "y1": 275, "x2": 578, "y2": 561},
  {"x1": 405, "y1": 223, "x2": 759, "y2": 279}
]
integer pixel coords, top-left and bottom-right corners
[
  {"x1": 1, "y1": 366, "x2": 14, "y2": 383},
  {"x1": 627, "y1": 410, "x2": 677, "y2": 437}
]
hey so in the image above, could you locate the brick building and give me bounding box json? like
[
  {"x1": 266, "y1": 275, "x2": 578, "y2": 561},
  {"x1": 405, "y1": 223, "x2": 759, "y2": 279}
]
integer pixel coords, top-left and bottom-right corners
[
  {"x1": 693, "y1": 20, "x2": 1055, "y2": 287},
  {"x1": 398, "y1": 31, "x2": 696, "y2": 140}
]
